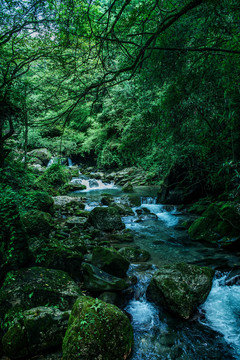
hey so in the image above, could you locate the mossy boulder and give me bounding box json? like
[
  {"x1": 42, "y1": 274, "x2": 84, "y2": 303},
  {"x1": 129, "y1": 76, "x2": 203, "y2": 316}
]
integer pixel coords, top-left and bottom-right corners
[
  {"x1": 146, "y1": 263, "x2": 214, "y2": 319},
  {"x1": 67, "y1": 182, "x2": 87, "y2": 191},
  {"x1": 118, "y1": 246, "x2": 150, "y2": 262},
  {"x1": 62, "y1": 296, "x2": 133, "y2": 360},
  {"x1": 2, "y1": 307, "x2": 70, "y2": 359},
  {"x1": 27, "y1": 191, "x2": 54, "y2": 214},
  {"x1": 188, "y1": 202, "x2": 240, "y2": 244},
  {"x1": 110, "y1": 203, "x2": 134, "y2": 216},
  {"x1": 122, "y1": 182, "x2": 134, "y2": 192},
  {"x1": 27, "y1": 148, "x2": 52, "y2": 166},
  {"x1": 36, "y1": 164, "x2": 71, "y2": 194},
  {"x1": 109, "y1": 229, "x2": 134, "y2": 243},
  {"x1": 81, "y1": 263, "x2": 128, "y2": 292},
  {"x1": 0, "y1": 267, "x2": 82, "y2": 320},
  {"x1": 87, "y1": 206, "x2": 125, "y2": 232},
  {"x1": 92, "y1": 247, "x2": 130, "y2": 278},
  {"x1": 21, "y1": 210, "x2": 52, "y2": 236},
  {"x1": 31, "y1": 242, "x2": 84, "y2": 280}
]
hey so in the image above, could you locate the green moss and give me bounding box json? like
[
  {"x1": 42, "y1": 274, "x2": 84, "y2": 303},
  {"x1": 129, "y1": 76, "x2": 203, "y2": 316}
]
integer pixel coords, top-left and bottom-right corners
[
  {"x1": 2, "y1": 324, "x2": 28, "y2": 359},
  {"x1": 21, "y1": 210, "x2": 52, "y2": 236},
  {"x1": 62, "y1": 296, "x2": 133, "y2": 360}
]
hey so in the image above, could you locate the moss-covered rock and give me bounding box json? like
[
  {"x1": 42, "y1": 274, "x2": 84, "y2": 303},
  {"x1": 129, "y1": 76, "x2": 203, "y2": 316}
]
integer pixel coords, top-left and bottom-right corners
[
  {"x1": 21, "y1": 210, "x2": 52, "y2": 236},
  {"x1": 2, "y1": 307, "x2": 70, "y2": 359},
  {"x1": 146, "y1": 263, "x2": 214, "y2": 319},
  {"x1": 87, "y1": 206, "x2": 125, "y2": 232},
  {"x1": 67, "y1": 182, "x2": 87, "y2": 191},
  {"x1": 188, "y1": 202, "x2": 240, "y2": 244},
  {"x1": 92, "y1": 247, "x2": 130, "y2": 278},
  {"x1": 27, "y1": 148, "x2": 52, "y2": 166},
  {"x1": 36, "y1": 164, "x2": 71, "y2": 195},
  {"x1": 81, "y1": 263, "x2": 128, "y2": 292},
  {"x1": 118, "y1": 246, "x2": 150, "y2": 262},
  {"x1": 31, "y1": 241, "x2": 84, "y2": 280},
  {"x1": 62, "y1": 296, "x2": 133, "y2": 360},
  {"x1": 122, "y1": 182, "x2": 134, "y2": 192},
  {"x1": 27, "y1": 191, "x2": 54, "y2": 214},
  {"x1": 110, "y1": 203, "x2": 134, "y2": 216},
  {"x1": 109, "y1": 229, "x2": 134, "y2": 243},
  {"x1": 0, "y1": 267, "x2": 82, "y2": 320}
]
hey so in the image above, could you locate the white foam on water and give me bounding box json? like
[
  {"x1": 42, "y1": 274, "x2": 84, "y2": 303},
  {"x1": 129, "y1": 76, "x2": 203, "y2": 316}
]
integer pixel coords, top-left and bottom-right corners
[
  {"x1": 200, "y1": 274, "x2": 240, "y2": 357},
  {"x1": 70, "y1": 178, "x2": 118, "y2": 192},
  {"x1": 140, "y1": 203, "x2": 179, "y2": 227},
  {"x1": 125, "y1": 299, "x2": 160, "y2": 332}
]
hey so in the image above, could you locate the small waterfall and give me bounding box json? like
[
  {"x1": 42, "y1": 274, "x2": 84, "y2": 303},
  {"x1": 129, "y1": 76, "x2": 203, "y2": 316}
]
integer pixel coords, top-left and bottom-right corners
[
  {"x1": 67, "y1": 157, "x2": 73, "y2": 167},
  {"x1": 141, "y1": 197, "x2": 157, "y2": 205},
  {"x1": 70, "y1": 177, "x2": 117, "y2": 192},
  {"x1": 125, "y1": 265, "x2": 167, "y2": 359},
  {"x1": 200, "y1": 273, "x2": 240, "y2": 358}
]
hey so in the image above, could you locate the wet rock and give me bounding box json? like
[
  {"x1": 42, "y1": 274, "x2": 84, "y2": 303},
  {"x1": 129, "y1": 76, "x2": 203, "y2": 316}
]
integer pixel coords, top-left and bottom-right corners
[
  {"x1": 109, "y1": 229, "x2": 134, "y2": 243},
  {"x1": 62, "y1": 296, "x2": 133, "y2": 360},
  {"x1": 30, "y1": 241, "x2": 84, "y2": 281},
  {"x1": 2, "y1": 307, "x2": 70, "y2": 359},
  {"x1": 118, "y1": 247, "x2": 150, "y2": 262},
  {"x1": 92, "y1": 247, "x2": 130, "y2": 278},
  {"x1": 147, "y1": 262, "x2": 214, "y2": 319},
  {"x1": 53, "y1": 196, "x2": 85, "y2": 208},
  {"x1": 101, "y1": 195, "x2": 114, "y2": 206},
  {"x1": 225, "y1": 275, "x2": 240, "y2": 286},
  {"x1": 27, "y1": 148, "x2": 52, "y2": 166},
  {"x1": 21, "y1": 210, "x2": 52, "y2": 236},
  {"x1": 27, "y1": 191, "x2": 54, "y2": 214},
  {"x1": 66, "y1": 216, "x2": 87, "y2": 228},
  {"x1": 122, "y1": 182, "x2": 134, "y2": 192},
  {"x1": 110, "y1": 203, "x2": 134, "y2": 216},
  {"x1": 86, "y1": 206, "x2": 125, "y2": 232},
  {"x1": 0, "y1": 267, "x2": 82, "y2": 319},
  {"x1": 67, "y1": 182, "x2": 87, "y2": 191},
  {"x1": 81, "y1": 263, "x2": 128, "y2": 292},
  {"x1": 98, "y1": 291, "x2": 119, "y2": 305},
  {"x1": 188, "y1": 202, "x2": 240, "y2": 244}
]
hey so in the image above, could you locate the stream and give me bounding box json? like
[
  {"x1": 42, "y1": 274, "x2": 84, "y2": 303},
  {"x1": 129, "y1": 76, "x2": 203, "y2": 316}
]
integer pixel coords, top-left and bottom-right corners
[{"x1": 70, "y1": 173, "x2": 240, "y2": 359}]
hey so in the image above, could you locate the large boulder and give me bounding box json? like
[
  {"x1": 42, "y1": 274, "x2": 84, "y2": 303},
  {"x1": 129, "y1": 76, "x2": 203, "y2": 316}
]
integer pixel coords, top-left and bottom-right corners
[
  {"x1": 31, "y1": 241, "x2": 84, "y2": 281},
  {"x1": 92, "y1": 247, "x2": 130, "y2": 278},
  {"x1": 87, "y1": 206, "x2": 125, "y2": 232},
  {"x1": 81, "y1": 263, "x2": 128, "y2": 292},
  {"x1": 188, "y1": 202, "x2": 240, "y2": 244},
  {"x1": 62, "y1": 296, "x2": 133, "y2": 360},
  {"x1": 2, "y1": 307, "x2": 70, "y2": 359},
  {"x1": 0, "y1": 267, "x2": 82, "y2": 319},
  {"x1": 27, "y1": 148, "x2": 52, "y2": 166},
  {"x1": 110, "y1": 203, "x2": 134, "y2": 216},
  {"x1": 118, "y1": 246, "x2": 150, "y2": 262},
  {"x1": 21, "y1": 210, "x2": 52, "y2": 236},
  {"x1": 27, "y1": 191, "x2": 54, "y2": 214},
  {"x1": 147, "y1": 263, "x2": 214, "y2": 319}
]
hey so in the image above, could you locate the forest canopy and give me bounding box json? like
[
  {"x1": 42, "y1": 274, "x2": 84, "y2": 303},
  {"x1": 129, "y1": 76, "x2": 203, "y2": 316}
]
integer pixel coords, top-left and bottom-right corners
[{"x1": 0, "y1": 0, "x2": 240, "y2": 195}]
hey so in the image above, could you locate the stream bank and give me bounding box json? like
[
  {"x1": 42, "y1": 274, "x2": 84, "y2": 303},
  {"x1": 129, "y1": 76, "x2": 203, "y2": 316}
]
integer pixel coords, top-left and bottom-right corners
[{"x1": 1, "y1": 164, "x2": 240, "y2": 359}]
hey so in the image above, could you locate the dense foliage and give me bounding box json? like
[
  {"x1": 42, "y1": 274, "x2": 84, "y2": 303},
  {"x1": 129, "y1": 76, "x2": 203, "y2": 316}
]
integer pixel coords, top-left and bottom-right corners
[{"x1": 0, "y1": 0, "x2": 240, "y2": 196}]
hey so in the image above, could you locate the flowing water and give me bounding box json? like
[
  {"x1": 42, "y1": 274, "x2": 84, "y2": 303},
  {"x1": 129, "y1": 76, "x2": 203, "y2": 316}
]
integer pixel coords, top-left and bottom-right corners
[{"x1": 71, "y1": 173, "x2": 240, "y2": 359}]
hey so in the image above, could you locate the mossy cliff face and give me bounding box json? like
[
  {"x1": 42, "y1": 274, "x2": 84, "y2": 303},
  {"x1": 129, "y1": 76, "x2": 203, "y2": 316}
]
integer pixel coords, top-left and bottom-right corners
[
  {"x1": 147, "y1": 263, "x2": 214, "y2": 319},
  {"x1": 62, "y1": 296, "x2": 133, "y2": 360},
  {"x1": 188, "y1": 202, "x2": 240, "y2": 244}
]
